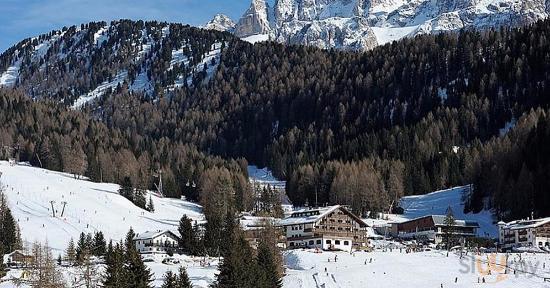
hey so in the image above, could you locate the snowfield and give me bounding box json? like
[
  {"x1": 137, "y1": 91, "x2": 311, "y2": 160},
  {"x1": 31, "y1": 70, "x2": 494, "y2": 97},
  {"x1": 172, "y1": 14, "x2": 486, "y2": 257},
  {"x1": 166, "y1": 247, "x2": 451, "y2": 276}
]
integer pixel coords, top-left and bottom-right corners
[
  {"x1": 283, "y1": 249, "x2": 550, "y2": 288},
  {"x1": 0, "y1": 161, "x2": 204, "y2": 253},
  {"x1": 399, "y1": 185, "x2": 497, "y2": 237},
  {"x1": 1, "y1": 162, "x2": 546, "y2": 288}
]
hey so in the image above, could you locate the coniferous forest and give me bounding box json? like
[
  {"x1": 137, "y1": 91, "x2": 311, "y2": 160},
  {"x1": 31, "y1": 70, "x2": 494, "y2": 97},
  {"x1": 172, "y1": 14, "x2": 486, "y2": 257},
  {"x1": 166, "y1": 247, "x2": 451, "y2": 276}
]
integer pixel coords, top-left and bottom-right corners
[{"x1": 2, "y1": 18, "x2": 550, "y2": 221}]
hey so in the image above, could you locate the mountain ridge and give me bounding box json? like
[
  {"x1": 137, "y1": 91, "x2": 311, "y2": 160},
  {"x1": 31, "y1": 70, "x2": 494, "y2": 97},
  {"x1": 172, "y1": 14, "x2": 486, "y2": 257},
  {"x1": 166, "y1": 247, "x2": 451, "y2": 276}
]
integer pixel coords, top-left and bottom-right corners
[{"x1": 208, "y1": 0, "x2": 550, "y2": 50}]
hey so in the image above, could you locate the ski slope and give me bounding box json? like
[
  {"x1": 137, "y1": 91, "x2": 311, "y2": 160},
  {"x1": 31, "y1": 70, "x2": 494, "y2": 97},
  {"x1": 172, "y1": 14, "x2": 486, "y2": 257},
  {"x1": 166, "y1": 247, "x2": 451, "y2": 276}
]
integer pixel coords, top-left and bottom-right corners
[
  {"x1": 398, "y1": 185, "x2": 497, "y2": 237},
  {"x1": 0, "y1": 161, "x2": 204, "y2": 252},
  {"x1": 283, "y1": 249, "x2": 550, "y2": 288},
  {"x1": 248, "y1": 165, "x2": 286, "y2": 189}
]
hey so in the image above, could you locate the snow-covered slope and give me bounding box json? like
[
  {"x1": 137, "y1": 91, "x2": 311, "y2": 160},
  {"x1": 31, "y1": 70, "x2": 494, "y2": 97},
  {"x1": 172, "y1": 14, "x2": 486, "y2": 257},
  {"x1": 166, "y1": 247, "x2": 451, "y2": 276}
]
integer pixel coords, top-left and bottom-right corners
[
  {"x1": 0, "y1": 20, "x2": 230, "y2": 108},
  {"x1": 0, "y1": 161, "x2": 204, "y2": 252},
  {"x1": 204, "y1": 14, "x2": 237, "y2": 32},
  {"x1": 217, "y1": 0, "x2": 550, "y2": 51},
  {"x1": 283, "y1": 249, "x2": 550, "y2": 288},
  {"x1": 248, "y1": 165, "x2": 286, "y2": 189},
  {"x1": 398, "y1": 185, "x2": 497, "y2": 237}
]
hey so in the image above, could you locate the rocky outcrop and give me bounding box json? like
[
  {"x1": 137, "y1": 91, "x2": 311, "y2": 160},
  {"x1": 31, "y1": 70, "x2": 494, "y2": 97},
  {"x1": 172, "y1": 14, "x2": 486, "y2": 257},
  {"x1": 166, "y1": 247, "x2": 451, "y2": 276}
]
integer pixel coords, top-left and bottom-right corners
[
  {"x1": 234, "y1": 0, "x2": 272, "y2": 38},
  {"x1": 226, "y1": 0, "x2": 550, "y2": 51},
  {"x1": 204, "y1": 14, "x2": 236, "y2": 32}
]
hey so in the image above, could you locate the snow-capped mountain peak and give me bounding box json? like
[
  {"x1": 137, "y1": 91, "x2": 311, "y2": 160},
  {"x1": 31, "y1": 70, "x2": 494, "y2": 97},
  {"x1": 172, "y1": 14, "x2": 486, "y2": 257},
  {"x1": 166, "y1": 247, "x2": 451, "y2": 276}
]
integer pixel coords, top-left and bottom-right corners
[
  {"x1": 234, "y1": 0, "x2": 272, "y2": 38},
  {"x1": 204, "y1": 13, "x2": 237, "y2": 32},
  {"x1": 228, "y1": 0, "x2": 550, "y2": 51}
]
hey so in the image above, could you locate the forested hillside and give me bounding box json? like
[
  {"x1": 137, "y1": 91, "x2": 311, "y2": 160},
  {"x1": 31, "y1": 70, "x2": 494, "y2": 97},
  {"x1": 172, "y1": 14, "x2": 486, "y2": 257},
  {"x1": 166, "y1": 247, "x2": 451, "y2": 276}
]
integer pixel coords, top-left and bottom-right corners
[{"x1": 2, "y1": 19, "x2": 550, "y2": 220}]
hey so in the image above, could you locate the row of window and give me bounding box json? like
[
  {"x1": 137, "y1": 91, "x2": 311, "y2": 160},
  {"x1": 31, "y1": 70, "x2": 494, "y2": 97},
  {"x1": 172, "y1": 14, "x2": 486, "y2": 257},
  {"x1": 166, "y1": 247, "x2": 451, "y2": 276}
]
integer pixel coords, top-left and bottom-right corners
[
  {"x1": 288, "y1": 239, "x2": 351, "y2": 247},
  {"x1": 290, "y1": 225, "x2": 304, "y2": 230},
  {"x1": 326, "y1": 239, "x2": 350, "y2": 246}
]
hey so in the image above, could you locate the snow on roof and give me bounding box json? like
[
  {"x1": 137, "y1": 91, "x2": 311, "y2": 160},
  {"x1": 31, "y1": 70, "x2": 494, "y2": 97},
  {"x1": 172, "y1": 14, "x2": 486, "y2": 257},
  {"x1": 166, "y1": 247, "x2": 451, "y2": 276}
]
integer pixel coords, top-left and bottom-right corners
[
  {"x1": 279, "y1": 205, "x2": 367, "y2": 227},
  {"x1": 133, "y1": 230, "x2": 179, "y2": 241},
  {"x1": 500, "y1": 217, "x2": 550, "y2": 230},
  {"x1": 279, "y1": 205, "x2": 341, "y2": 226},
  {"x1": 397, "y1": 215, "x2": 480, "y2": 228},
  {"x1": 431, "y1": 215, "x2": 480, "y2": 228},
  {"x1": 239, "y1": 215, "x2": 277, "y2": 231},
  {"x1": 3, "y1": 250, "x2": 30, "y2": 264}
]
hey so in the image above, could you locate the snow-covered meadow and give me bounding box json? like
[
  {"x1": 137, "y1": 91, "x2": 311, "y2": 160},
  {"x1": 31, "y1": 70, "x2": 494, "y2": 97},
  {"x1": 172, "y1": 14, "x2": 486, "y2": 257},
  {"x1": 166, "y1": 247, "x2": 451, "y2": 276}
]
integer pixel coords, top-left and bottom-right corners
[
  {"x1": 0, "y1": 161, "x2": 203, "y2": 252},
  {"x1": 283, "y1": 249, "x2": 550, "y2": 288}
]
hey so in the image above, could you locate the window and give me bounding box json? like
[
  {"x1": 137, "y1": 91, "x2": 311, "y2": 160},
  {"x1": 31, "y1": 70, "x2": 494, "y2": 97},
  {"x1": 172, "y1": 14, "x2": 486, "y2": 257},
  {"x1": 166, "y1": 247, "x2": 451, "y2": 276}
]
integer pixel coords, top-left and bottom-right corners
[
  {"x1": 344, "y1": 241, "x2": 349, "y2": 246},
  {"x1": 335, "y1": 240, "x2": 340, "y2": 245},
  {"x1": 290, "y1": 242, "x2": 294, "y2": 246},
  {"x1": 309, "y1": 240, "x2": 314, "y2": 245},
  {"x1": 316, "y1": 240, "x2": 321, "y2": 244},
  {"x1": 326, "y1": 240, "x2": 331, "y2": 244}
]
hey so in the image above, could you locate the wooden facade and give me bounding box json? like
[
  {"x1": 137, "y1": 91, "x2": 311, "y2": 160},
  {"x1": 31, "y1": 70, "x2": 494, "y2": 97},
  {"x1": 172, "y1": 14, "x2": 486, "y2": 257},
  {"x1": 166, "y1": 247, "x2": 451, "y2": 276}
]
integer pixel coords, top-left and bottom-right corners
[{"x1": 280, "y1": 205, "x2": 369, "y2": 252}]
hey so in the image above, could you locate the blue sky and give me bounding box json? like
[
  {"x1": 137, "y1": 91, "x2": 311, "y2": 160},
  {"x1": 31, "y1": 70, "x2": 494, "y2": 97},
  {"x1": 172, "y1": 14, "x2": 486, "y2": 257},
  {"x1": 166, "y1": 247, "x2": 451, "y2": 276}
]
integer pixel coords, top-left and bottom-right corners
[{"x1": 0, "y1": 0, "x2": 250, "y2": 53}]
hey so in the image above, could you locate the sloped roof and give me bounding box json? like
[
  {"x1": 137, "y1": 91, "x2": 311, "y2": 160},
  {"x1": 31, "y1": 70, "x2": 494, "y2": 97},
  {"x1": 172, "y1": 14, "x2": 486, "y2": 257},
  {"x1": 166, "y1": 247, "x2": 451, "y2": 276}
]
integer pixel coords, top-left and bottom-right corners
[
  {"x1": 278, "y1": 205, "x2": 367, "y2": 227},
  {"x1": 397, "y1": 215, "x2": 480, "y2": 228},
  {"x1": 133, "y1": 230, "x2": 179, "y2": 241},
  {"x1": 501, "y1": 217, "x2": 550, "y2": 230},
  {"x1": 431, "y1": 215, "x2": 480, "y2": 228}
]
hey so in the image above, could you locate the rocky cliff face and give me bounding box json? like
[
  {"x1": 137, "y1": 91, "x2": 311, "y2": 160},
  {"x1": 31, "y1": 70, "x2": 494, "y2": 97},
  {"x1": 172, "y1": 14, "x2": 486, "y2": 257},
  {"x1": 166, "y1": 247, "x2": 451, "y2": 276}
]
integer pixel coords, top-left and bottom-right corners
[
  {"x1": 234, "y1": 0, "x2": 272, "y2": 38},
  {"x1": 212, "y1": 0, "x2": 550, "y2": 51},
  {"x1": 204, "y1": 14, "x2": 236, "y2": 32}
]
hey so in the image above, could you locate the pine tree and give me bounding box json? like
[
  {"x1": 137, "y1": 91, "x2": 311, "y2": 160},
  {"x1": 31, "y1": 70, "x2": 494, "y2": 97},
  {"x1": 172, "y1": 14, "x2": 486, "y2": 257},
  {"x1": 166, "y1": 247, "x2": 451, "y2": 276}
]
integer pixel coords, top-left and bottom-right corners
[
  {"x1": 0, "y1": 258, "x2": 5, "y2": 279},
  {"x1": 443, "y1": 206, "x2": 456, "y2": 250},
  {"x1": 119, "y1": 176, "x2": 134, "y2": 202},
  {"x1": 178, "y1": 215, "x2": 194, "y2": 254},
  {"x1": 103, "y1": 243, "x2": 127, "y2": 288},
  {"x1": 134, "y1": 188, "x2": 147, "y2": 209},
  {"x1": 125, "y1": 227, "x2": 136, "y2": 253},
  {"x1": 0, "y1": 242, "x2": 5, "y2": 278},
  {"x1": 0, "y1": 205, "x2": 18, "y2": 253},
  {"x1": 76, "y1": 232, "x2": 88, "y2": 263},
  {"x1": 221, "y1": 212, "x2": 237, "y2": 256},
  {"x1": 93, "y1": 231, "x2": 107, "y2": 256},
  {"x1": 161, "y1": 271, "x2": 177, "y2": 288},
  {"x1": 176, "y1": 267, "x2": 192, "y2": 288},
  {"x1": 146, "y1": 195, "x2": 155, "y2": 212},
  {"x1": 192, "y1": 222, "x2": 204, "y2": 256},
  {"x1": 256, "y1": 241, "x2": 282, "y2": 288},
  {"x1": 65, "y1": 238, "x2": 77, "y2": 265},
  {"x1": 85, "y1": 233, "x2": 94, "y2": 252},
  {"x1": 125, "y1": 243, "x2": 153, "y2": 288},
  {"x1": 212, "y1": 214, "x2": 258, "y2": 288},
  {"x1": 213, "y1": 234, "x2": 258, "y2": 288}
]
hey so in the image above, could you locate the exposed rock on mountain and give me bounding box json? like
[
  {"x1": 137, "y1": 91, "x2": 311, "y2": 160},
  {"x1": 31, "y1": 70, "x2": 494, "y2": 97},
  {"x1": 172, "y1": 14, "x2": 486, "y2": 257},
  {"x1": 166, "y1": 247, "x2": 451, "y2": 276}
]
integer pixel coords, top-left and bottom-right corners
[
  {"x1": 204, "y1": 13, "x2": 236, "y2": 32},
  {"x1": 234, "y1": 0, "x2": 272, "y2": 38},
  {"x1": 224, "y1": 0, "x2": 550, "y2": 50}
]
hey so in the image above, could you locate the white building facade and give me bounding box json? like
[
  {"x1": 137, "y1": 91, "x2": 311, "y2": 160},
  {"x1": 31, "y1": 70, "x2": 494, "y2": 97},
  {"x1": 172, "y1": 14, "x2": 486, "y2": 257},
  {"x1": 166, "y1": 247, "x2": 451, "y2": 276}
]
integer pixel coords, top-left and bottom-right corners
[
  {"x1": 279, "y1": 205, "x2": 369, "y2": 252},
  {"x1": 133, "y1": 230, "x2": 180, "y2": 255},
  {"x1": 498, "y1": 218, "x2": 550, "y2": 252}
]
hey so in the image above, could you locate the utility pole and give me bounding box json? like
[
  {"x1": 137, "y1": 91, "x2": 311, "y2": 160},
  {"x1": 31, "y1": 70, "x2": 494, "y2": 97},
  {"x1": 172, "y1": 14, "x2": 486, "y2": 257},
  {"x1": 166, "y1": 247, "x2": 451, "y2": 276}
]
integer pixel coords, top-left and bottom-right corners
[
  {"x1": 61, "y1": 201, "x2": 67, "y2": 217},
  {"x1": 50, "y1": 200, "x2": 56, "y2": 217}
]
